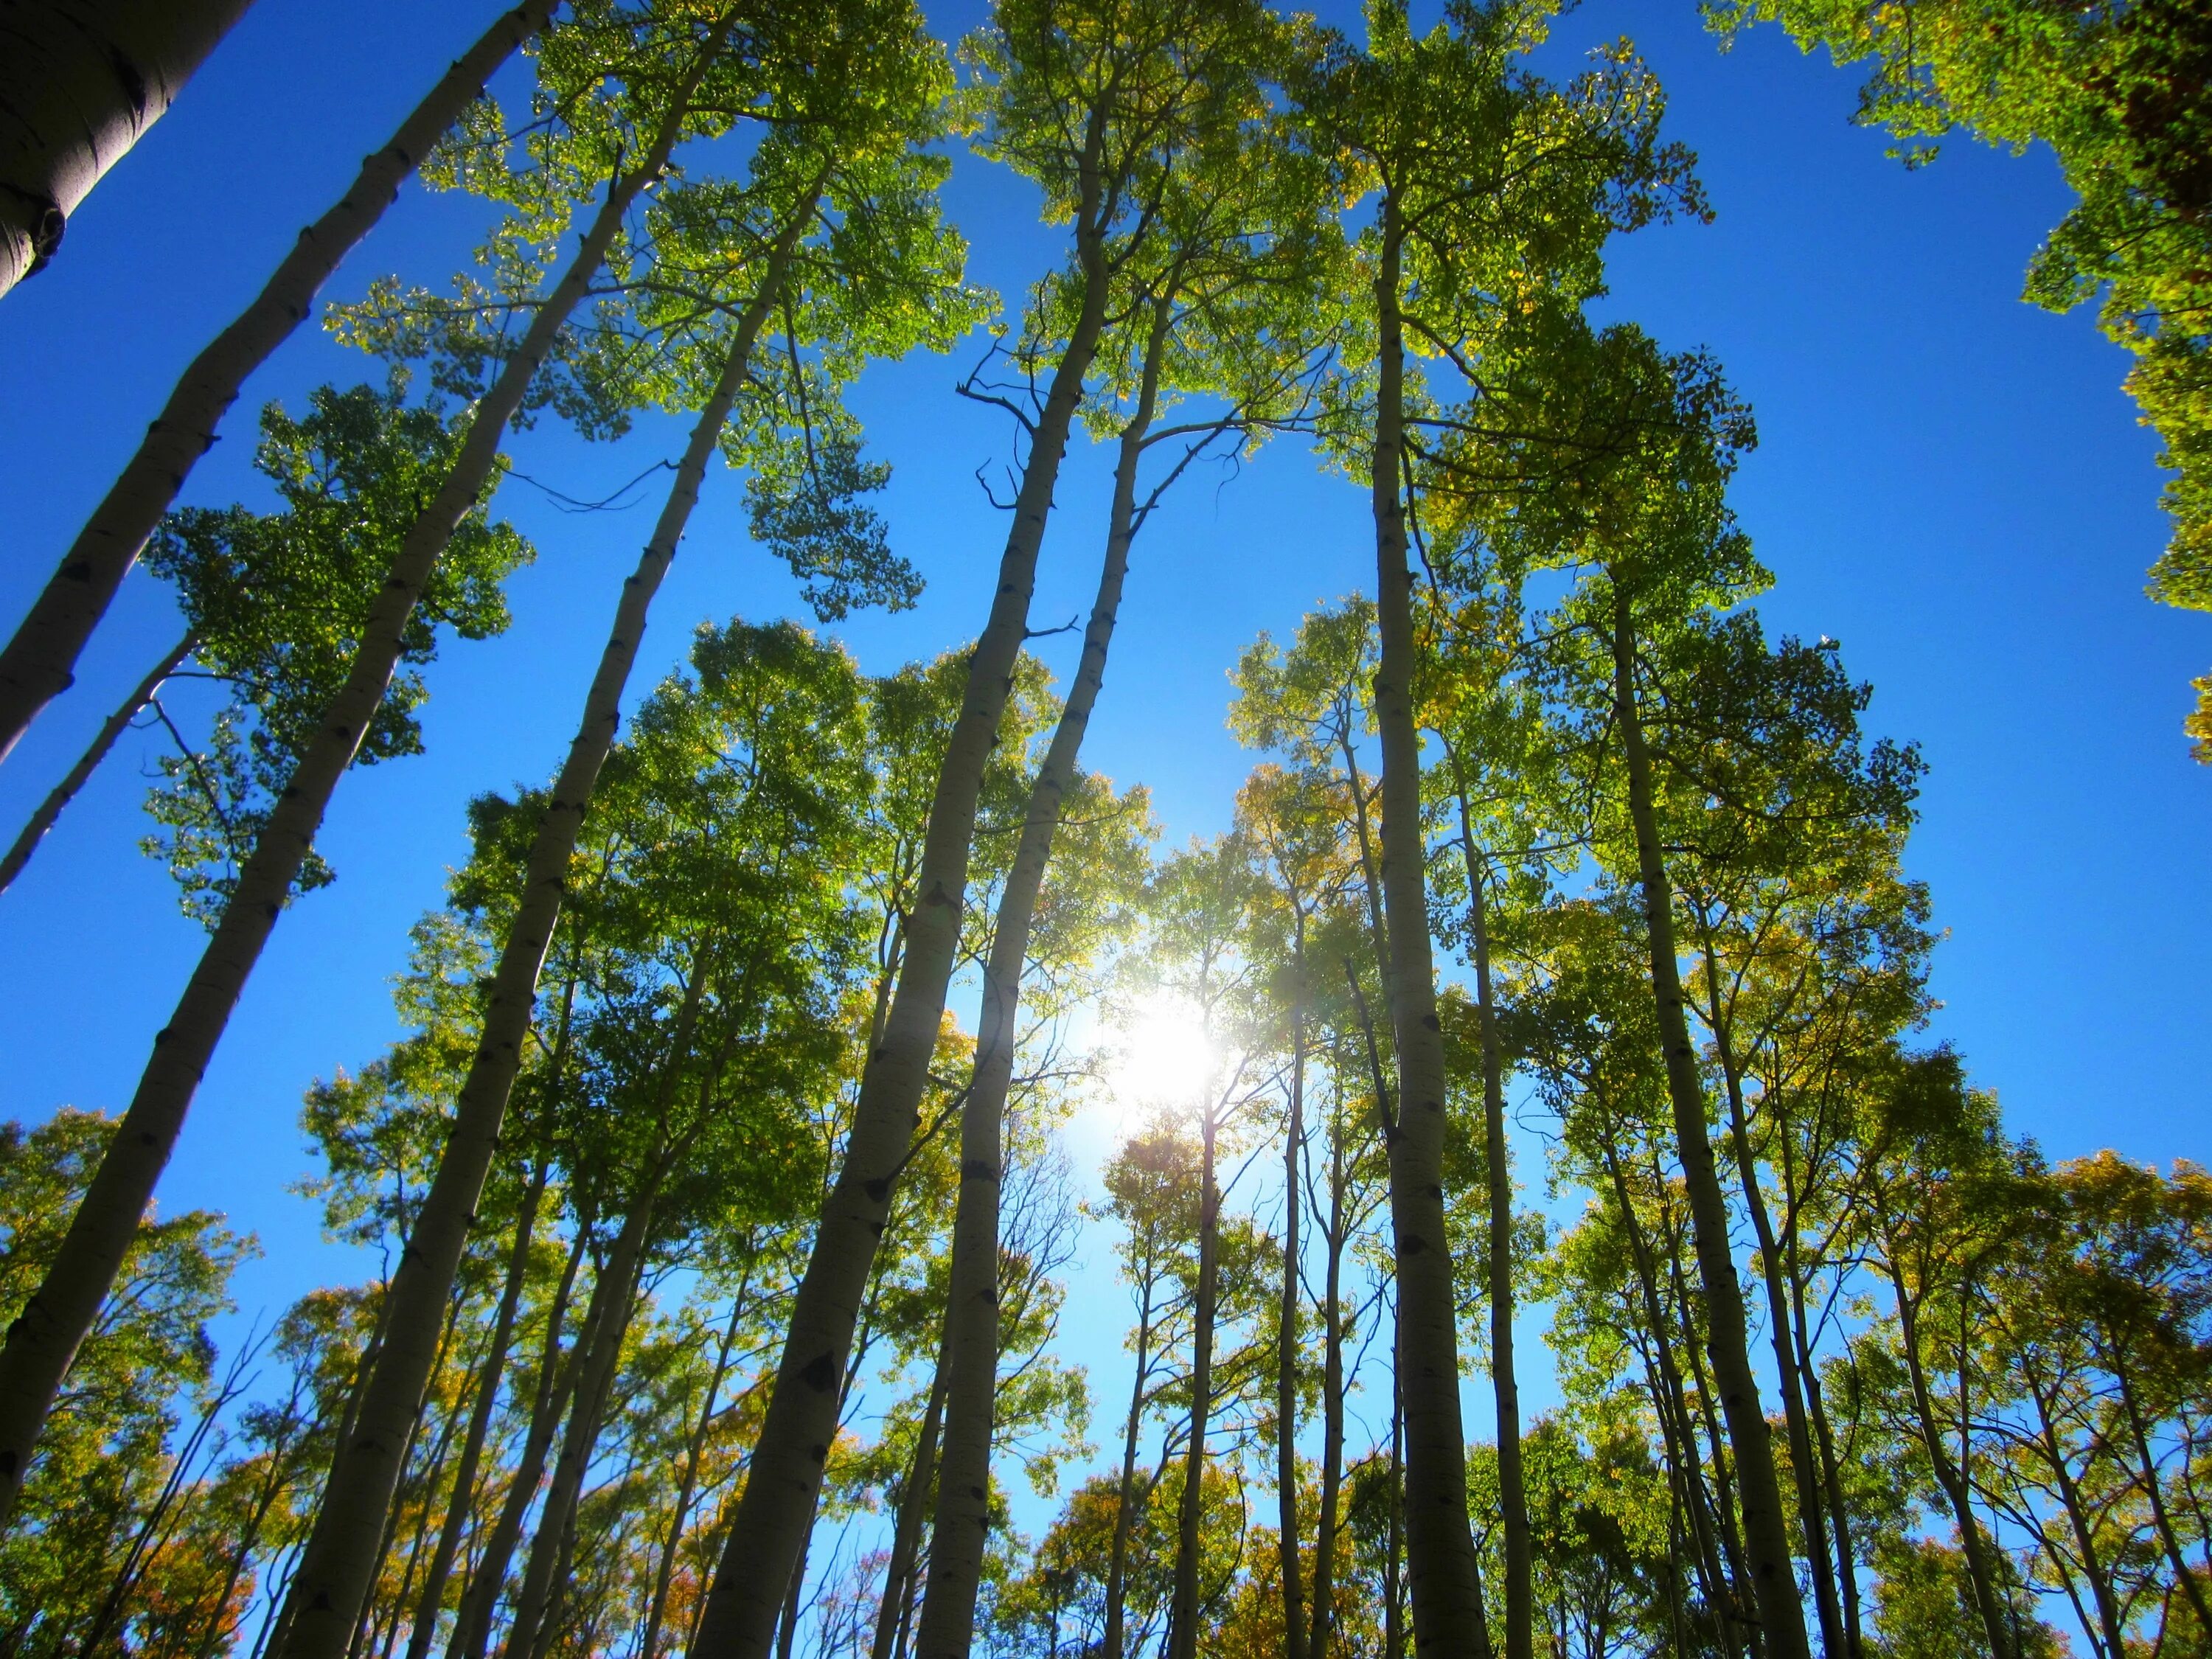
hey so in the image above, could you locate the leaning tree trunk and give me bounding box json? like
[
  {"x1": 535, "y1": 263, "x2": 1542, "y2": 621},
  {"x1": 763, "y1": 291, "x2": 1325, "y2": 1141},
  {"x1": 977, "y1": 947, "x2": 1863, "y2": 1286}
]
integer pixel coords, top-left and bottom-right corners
[
  {"x1": 400, "y1": 1165, "x2": 548, "y2": 1659},
  {"x1": 641, "y1": 1274, "x2": 755, "y2": 1659},
  {"x1": 869, "y1": 1344, "x2": 947, "y2": 1659},
  {"x1": 266, "y1": 124, "x2": 780, "y2": 1657},
  {"x1": 1604, "y1": 579, "x2": 1812, "y2": 1659},
  {"x1": 0, "y1": 627, "x2": 192, "y2": 891},
  {"x1": 0, "y1": 0, "x2": 254, "y2": 299},
  {"x1": 1277, "y1": 950, "x2": 1309, "y2": 1659},
  {"x1": 0, "y1": 30, "x2": 720, "y2": 1530},
  {"x1": 1307, "y1": 1105, "x2": 1349, "y2": 1659},
  {"x1": 1366, "y1": 206, "x2": 1486, "y2": 1658},
  {"x1": 445, "y1": 1220, "x2": 601, "y2": 1659},
  {"x1": 0, "y1": 0, "x2": 559, "y2": 759},
  {"x1": 1450, "y1": 761, "x2": 1533, "y2": 1659},
  {"x1": 504, "y1": 1205, "x2": 655, "y2": 1659},
  {"x1": 1099, "y1": 1264, "x2": 1156, "y2": 1659},
  {"x1": 911, "y1": 299, "x2": 1166, "y2": 1659},
  {"x1": 1165, "y1": 1114, "x2": 1221, "y2": 1659},
  {"x1": 689, "y1": 189, "x2": 1112, "y2": 1659}
]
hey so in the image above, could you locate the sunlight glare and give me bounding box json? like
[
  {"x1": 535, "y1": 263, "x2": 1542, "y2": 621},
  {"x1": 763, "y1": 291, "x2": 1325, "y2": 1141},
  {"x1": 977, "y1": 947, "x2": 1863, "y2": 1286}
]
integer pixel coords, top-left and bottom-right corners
[{"x1": 1105, "y1": 994, "x2": 1217, "y2": 1124}]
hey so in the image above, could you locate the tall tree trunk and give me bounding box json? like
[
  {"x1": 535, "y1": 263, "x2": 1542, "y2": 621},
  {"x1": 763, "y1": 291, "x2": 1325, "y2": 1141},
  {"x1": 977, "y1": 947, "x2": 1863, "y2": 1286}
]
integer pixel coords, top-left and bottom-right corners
[
  {"x1": 913, "y1": 296, "x2": 1166, "y2": 1659},
  {"x1": 1166, "y1": 1115, "x2": 1221, "y2": 1659},
  {"x1": 1605, "y1": 579, "x2": 1811, "y2": 1659},
  {"x1": 1384, "y1": 1367, "x2": 1406, "y2": 1659},
  {"x1": 870, "y1": 1347, "x2": 948, "y2": 1659},
  {"x1": 262, "y1": 116, "x2": 780, "y2": 1649},
  {"x1": 402, "y1": 1165, "x2": 549, "y2": 1659},
  {"x1": 1448, "y1": 755, "x2": 1532, "y2": 1659},
  {"x1": 2023, "y1": 1371, "x2": 2128, "y2": 1659},
  {"x1": 1277, "y1": 954, "x2": 1308, "y2": 1659},
  {"x1": 0, "y1": 25, "x2": 726, "y2": 1529},
  {"x1": 691, "y1": 163, "x2": 1112, "y2": 1659},
  {"x1": 0, "y1": 0, "x2": 559, "y2": 754},
  {"x1": 643, "y1": 1276, "x2": 756, "y2": 1659},
  {"x1": 1367, "y1": 206, "x2": 1485, "y2": 1658},
  {"x1": 1882, "y1": 1258, "x2": 2014, "y2": 1658},
  {"x1": 503, "y1": 1200, "x2": 658, "y2": 1659},
  {"x1": 1307, "y1": 1088, "x2": 1349, "y2": 1659},
  {"x1": 0, "y1": 627, "x2": 192, "y2": 891},
  {"x1": 2113, "y1": 1349, "x2": 2212, "y2": 1635},
  {"x1": 445, "y1": 1217, "x2": 596, "y2": 1659},
  {"x1": 1099, "y1": 1263, "x2": 1156, "y2": 1659},
  {"x1": 1700, "y1": 979, "x2": 1847, "y2": 1657},
  {"x1": 0, "y1": 0, "x2": 254, "y2": 298},
  {"x1": 1599, "y1": 1139, "x2": 1745, "y2": 1658}
]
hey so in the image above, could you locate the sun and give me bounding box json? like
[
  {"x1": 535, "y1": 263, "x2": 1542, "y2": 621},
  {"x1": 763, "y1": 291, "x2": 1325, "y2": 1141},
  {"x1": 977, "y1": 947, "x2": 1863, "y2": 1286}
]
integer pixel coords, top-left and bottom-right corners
[{"x1": 1105, "y1": 992, "x2": 1218, "y2": 1123}]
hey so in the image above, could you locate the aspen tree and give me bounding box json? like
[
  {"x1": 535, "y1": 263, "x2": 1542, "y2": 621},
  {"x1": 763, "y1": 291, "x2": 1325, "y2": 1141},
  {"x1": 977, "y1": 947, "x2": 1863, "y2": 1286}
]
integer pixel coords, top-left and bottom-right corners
[
  {"x1": 690, "y1": 6, "x2": 1281, "y2": 1649},
  {"x1": 0, "y1": 0, "x2": 254, "y2": 299},
  {"x1": 913, "y1": 72, "x2": 1328, "y2": 1658},
  {"x1": 1298, "y1": 10, "x2": 1699, "y2": 1646},
  {"x1": 0, "y1": 0, "x2": 561, "y2": 759}
]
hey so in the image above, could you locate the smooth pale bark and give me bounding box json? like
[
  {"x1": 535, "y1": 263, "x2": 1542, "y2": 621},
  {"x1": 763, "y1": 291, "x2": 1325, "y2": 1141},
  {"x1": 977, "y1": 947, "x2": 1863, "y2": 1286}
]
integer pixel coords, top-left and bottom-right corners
[
  {"x1": 445, "y1": 1220, "x2": 597, "y2": 1659},
  {"x1": 1702, "y1": 989, "x2": 1848, "y2": 1656},
  {"x1": 911, "y1": 299, "x2": 1163, "y2": 1659},
  {"x1": 504, "y1": 1208, "x2": 654, "y2": 1659},
  {"x1": 0, "y1": 35, "x2": 716, "y2": 1528},
  {"x1": 0, "y1": 0, "x2": 253, "y2": 297},
  {"x1": 1604, "y1": 580, "x2": 1812, "y2": 1659},
  {"x1": 643, "y1": 1278, "x2": 755, "y2": 1659},
  {"x1": 0, "y1": 627, "x2": 193, "y2": 891},
  {"x1": 1367, "y1": 208, "x2": 1486, "y2": 1657},
  {"x1": 1165, "y1": 1114, "x2": 1221, "y2": 1659},
  {"x1": 1307, "y1": 1097, "x2": 1349, "y2": 1659},
  {"x1": 869, "y1": 1348, "x2": 947, "y2": 1659},
  {"x1": 1599, "y1": 1139, "x2": 1747, "y2": 1657},
  {"x1": 1276, "y1": 976, "x2": 1308, "y2": 1659},
  {"x1": 1100, "y1": 1256, "x2": 1159, "y2": 1659},
  {"x1": 401, "y1": 1165, "x2": 548, "y2": 1659},
  {"x1": 690, "y1": 167, "x2": 1111, "y2": 1659},
  {"x1": 1883, "y1": 1256, "x2": 2016, "y2": 1659},
  {"x1": 268, "y1": 133, "x2": 782, "y2": 1658},
  {"x1": 1448, "y1": 759, "x2": 1532, "y2": 1659},
  {"x1": 0, "y1": 0, "x2": 558, "y2": 758}
]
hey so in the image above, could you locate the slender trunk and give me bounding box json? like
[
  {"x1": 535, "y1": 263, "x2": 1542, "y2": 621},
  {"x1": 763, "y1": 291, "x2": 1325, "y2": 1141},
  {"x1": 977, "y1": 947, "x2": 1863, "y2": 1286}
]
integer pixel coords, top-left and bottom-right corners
[
  {"x1": 1599, "y1": 1141, "x2": 1743, "y2": 1658},
  {"x1": 642, "y1": 1281, "x2": 754, "y2": 1659},
  {"x1": 1166, "y1": 1115, "x2": 1221, "y2": 1659},
  {"x1": 0, "y1": 24, "x2": 726, "y2": 1531},
  {"x1": 775, "y1": 1528, "x2": 810, "y2": 1659},
  {"x1": 1448, "y1": 757, "x2": 1531, "y2": 1659},
  {"x1": 1795, "y1": 1276, "x2": 1865, "y2": 1655},
  {"x1": 1307, "y1": 1101, "x2": 1347, "y2": 1659},
  {"x1": 692, "y1": 151, "x2": 1112, "y2": 1659},
  {"x1": 262, "y1": 117, "x2": 776, "y2": 1652},
  {"x1": 402, "y1": 1166, "x2": 548, "y2": 1659},
  {"x1": 1703, "y1": 980, "x2": 1846, "y2": 1657},
  {"x1": 2114, "y1": 1349, "x2": 2212, "y2": 1635},
  {"x1": 1885, "y1": 1256, "x2": 2015, "y2": 1656},
  {"x1": 1368, "y1": 206, "x2": 1484, "y2": 1658},
  {"x1": 0, "y1": 0, "x2": 254, "y2": 298},
  {"x1": 506, "y1": 1029, "x2": 701, "y2": 1659},
  {"x1": 0, "y1": 0, "x2": 558, "y2": 751},
  {"x1": 1384, "y1": 1368, "x2": 1406, "y2": 1659},
  {"x1": 1100, "y1": 1266, "x2": 1155, "y2": 1659},
  {"x1": 445, "y1": 1217, "x2": 595, "y2": 1659},
  {"x1": 871, "y1": 1349, "x2": 948, "y2": 1659},
  {"x1": 373, "y1": 1382, "x2": 470, "y2": 1659},
  {"x1": 0, "y1": 627, "x2": 194, "y2": 891},
  {"x1": 914, "y1": 294, "x2": 1166, "y2": 1659},
  {"x1": 1604, "y1": 579, "x2": 1810, "y2": 1659},
  {"x1": 2023, "y1": 1371, "x2": 2129, "y2": 1659},
  {"x1": 1276, "y1": 956, "x2": 1308, "y2": 1659}
]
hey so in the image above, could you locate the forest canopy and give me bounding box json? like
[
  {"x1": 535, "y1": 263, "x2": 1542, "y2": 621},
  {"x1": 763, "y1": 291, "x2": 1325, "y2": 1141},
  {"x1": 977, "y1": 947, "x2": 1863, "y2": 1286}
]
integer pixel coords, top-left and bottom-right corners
[{"x1": 0, "y1": 4, "x2": 2205, "y2": 1659}]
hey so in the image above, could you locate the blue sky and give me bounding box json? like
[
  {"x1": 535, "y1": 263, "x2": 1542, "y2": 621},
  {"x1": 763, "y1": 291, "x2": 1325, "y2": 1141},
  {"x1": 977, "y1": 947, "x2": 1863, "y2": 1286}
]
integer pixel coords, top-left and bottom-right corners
[{"x1": 1, "y1": 0, "x2": 2207, "y2": 1555}]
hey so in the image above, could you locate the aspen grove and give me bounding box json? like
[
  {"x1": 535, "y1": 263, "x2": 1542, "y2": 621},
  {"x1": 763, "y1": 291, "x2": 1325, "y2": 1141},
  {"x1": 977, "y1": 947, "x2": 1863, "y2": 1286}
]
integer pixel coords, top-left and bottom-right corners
[{"x1": 1, "y1": 3, "x2": 2208, "y2": 1659}]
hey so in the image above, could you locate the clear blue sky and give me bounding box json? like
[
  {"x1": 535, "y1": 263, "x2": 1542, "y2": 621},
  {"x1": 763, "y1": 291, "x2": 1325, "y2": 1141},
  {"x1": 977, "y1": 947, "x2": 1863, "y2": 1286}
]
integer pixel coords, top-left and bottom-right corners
[{"x1": 0, "y1": 0, "x2": 2206, "y2": 1529}]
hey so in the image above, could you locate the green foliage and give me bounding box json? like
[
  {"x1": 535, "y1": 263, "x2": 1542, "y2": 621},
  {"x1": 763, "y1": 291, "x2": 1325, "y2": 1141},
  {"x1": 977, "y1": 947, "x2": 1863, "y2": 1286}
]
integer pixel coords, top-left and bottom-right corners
[{"x1": 140, "y1": 376, "x2": 532, "y2": 924}]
